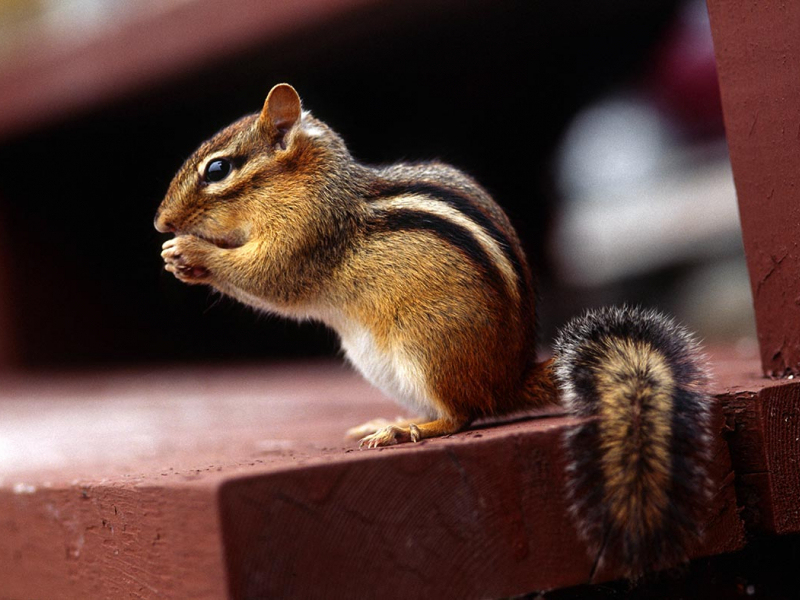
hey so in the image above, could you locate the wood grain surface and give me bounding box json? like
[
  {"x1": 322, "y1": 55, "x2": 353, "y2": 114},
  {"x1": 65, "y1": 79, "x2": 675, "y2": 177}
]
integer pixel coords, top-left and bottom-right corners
[
  {"x1": 708, "y1": 0, "x2": 800, "y2": 376},
  {"x1": 0, "y1": 354, "x2": 779, "y2": 598}
]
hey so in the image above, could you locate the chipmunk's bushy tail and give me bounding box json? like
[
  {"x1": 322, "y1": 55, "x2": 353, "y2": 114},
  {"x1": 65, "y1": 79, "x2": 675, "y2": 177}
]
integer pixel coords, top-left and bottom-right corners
[{"x1": 553, "y1": 306, "x2": 712, "y2": 579}]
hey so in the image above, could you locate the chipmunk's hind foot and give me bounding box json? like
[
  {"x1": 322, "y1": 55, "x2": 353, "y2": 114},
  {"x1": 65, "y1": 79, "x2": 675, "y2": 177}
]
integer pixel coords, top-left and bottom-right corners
[
  {"x1": 345, "y1": 417, "x2": 417, "y2": 440},
  {"x1": 357, "y1": 417, "x2": 468, "y2": 449}
]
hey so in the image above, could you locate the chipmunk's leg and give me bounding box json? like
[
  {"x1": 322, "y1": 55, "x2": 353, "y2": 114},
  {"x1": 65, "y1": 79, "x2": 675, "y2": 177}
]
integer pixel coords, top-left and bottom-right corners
[
  {"x1": 346, "y1": 417, "x2": 422, "y2": 440},
  {"x1": 358, "y1": 416, "x2": 469, "y2": 449}
]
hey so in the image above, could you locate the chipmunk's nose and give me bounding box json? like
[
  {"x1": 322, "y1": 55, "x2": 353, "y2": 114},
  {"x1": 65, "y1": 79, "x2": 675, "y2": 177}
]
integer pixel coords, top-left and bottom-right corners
[
  {"x1": 153, "y1": 209, "x2": 176, "y2": 233},
  {"x1": 154, "y1": 218, "x2": 173, "y2": 233}
]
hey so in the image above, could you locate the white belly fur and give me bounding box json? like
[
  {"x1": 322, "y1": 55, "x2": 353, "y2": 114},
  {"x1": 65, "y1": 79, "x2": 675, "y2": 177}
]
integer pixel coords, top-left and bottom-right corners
[
  {"x1": 338, "y1": 324, "x2": 439, "y2": 420},
  {"x1": 226, "y1": 285, "x2": 437, "y2": 419}
]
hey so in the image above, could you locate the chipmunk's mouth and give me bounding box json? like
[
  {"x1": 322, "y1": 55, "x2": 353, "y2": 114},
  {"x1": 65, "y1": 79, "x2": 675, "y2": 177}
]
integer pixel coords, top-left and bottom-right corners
[
  {"x1": 155, "y1": 214, "x2": 248, "y2": 249},
  {"x1": 181, "y1": 228, "x2": 247, "y2": 249},
  {"x1": 194, "y1": 233, "x2": 244, "y2": 249}
]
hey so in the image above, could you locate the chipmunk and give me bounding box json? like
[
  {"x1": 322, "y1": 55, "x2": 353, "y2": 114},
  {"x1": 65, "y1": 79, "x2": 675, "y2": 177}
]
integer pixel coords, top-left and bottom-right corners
[{"x1": 155, "y1": 83, "x2": 712, "y2": 577}]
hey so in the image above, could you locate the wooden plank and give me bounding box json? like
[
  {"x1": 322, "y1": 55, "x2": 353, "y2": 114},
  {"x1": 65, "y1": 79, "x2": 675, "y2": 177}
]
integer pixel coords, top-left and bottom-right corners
[
  {"x1": 0, "y1": 363, "x2": 397, "y2": 598},
  {"x1": 707, "y1": 0, "x2": 800, "y2": 376},
  {"x1": 221, "y1": 419, "x2": 593, "y2": 598},
  {"x1": 720, "y1": 381, "x2": 800, "y2": 535},
  {"x1": 220, "y1": 404, "x2": 743, "y2": 598},
  {"x1": 0, "y1": 0, "x2": 382, "y2": 140},
  {"x1": 0, "y1": 358, "x2": 750, "y2": 598},
  {"x1": 760, "y1": 384, "x2": 800, "y2": 533},
  {"x1": 1, "y1": 484, "x2": 228, "y2": 599}
]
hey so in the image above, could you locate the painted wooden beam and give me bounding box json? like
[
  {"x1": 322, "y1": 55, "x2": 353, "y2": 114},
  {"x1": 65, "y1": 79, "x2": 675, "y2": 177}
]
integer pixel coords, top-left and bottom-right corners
[
  {"x1": 0, "y1": 359, "x2": 756, "y2": 598},
  {"x1": 708, "y1": 0, "x2": 800, "y2": 376}
]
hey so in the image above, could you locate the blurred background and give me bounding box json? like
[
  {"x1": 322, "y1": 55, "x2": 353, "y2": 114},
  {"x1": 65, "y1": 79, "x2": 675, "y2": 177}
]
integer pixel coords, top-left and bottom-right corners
[{"x1": 0, "y1": 0, "x2": 755, "y2": 371}]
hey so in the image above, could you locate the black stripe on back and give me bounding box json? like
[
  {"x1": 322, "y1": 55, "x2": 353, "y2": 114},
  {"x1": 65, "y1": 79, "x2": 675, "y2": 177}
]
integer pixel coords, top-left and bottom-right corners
[
  {"x1": 368, "y1": 181, "x2": 527, "y2": 294},
  {"x1": 367, "y1": 208, "x2": 507, "y2": 297}
]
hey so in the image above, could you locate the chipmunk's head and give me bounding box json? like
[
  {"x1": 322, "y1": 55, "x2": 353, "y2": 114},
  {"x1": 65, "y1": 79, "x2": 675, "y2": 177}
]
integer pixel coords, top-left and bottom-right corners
[{"x1": 154, "y1": 83, "x2": 353, "y2": 251}]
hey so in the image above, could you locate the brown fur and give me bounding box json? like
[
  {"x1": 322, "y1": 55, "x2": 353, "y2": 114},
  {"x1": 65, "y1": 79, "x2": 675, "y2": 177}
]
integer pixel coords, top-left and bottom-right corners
[
  {"x1": 157, "y1": 85, "x2": 713, "y2": 576},
  {"x1": 593, "y1": 339, "x2": 674, "y2": 539},
  {"x1": 156, "y1": 84, "x2": 556, "y2": 447},
  {"x1": 554, "y1": 306, "x2": 712, "y2": 578}
]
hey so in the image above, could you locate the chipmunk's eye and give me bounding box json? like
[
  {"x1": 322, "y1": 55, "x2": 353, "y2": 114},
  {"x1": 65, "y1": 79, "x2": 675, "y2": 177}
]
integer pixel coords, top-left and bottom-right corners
[{"x1": 204, "y1": 158, "x2": 232, "y2": 183}]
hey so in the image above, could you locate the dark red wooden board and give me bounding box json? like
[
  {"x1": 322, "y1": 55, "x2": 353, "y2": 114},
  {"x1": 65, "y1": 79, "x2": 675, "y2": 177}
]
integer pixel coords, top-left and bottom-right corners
[
  {"x1": 720, "y1": 383, "x2": 800, "y2": 535},
  {"x1": 708, "y1": 0, "x2": 800, "y2": 376},
  {"x1": 0, "y1": 355, "x2": 768, "y2": 598}
]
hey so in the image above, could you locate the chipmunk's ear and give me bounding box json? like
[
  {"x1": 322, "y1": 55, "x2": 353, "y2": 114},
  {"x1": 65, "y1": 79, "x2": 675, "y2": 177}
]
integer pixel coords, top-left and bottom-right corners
[{"x1": 259, "y1": 83, "x2": 302, "y2": 149}]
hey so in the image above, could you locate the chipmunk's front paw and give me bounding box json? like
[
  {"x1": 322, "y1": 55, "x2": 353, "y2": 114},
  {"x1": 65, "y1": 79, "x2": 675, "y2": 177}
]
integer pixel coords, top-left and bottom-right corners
[{"x1": 161, "y1": 236, "x2": 212, "y2": 284}]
